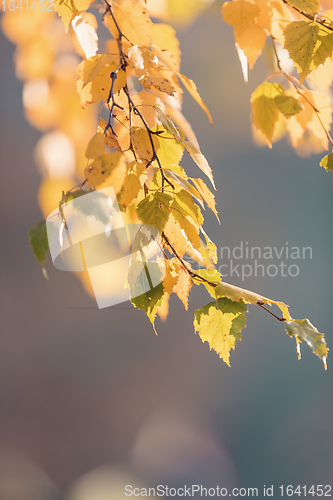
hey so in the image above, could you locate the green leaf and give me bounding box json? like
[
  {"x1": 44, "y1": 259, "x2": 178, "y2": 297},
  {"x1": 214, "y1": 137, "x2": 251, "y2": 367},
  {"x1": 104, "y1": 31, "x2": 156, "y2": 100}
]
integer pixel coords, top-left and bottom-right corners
[
  {"x1": 320, "y1": 152, "x2": 333, "y2": 172},
  {"x1": 250, "y1": 82, "x2": 284, "y2": 146},
  {"x1": 274, "y1": 94, "x2": 303, "y2": 117},
  {"x1": 285, "y1": 0, "x2": 319, "y2": 15},
  {"x1": 28, "y1": 221, "x2": 49, "y2": 266},
  {"x1": 136, "y1": 192, "x2": 172, "y2": 233},
  {"x1": 284, "y1": 21, "x2": 333, "y2": 82},
  {"x1": 131, "y1": 282, "x2": 164, "y2": 332},
  {"x1": 286, "y1": 318, "x2": 328, "y2": 369},
  {"x1": 194, "y1": 298, "x2": 247, "y2": 366}
]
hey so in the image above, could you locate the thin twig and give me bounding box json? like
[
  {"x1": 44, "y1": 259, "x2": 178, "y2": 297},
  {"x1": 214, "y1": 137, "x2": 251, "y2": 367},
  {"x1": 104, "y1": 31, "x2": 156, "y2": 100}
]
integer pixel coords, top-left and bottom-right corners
[
  {"x1": 105, "y1": 71, "x2": 124, "y2": 136},
  {"x1": 162, "y1": 232, "x2": 218, "y2": 286},
  {"x1": 257, "y1": 301, "x2": 286, "y2": 322}
]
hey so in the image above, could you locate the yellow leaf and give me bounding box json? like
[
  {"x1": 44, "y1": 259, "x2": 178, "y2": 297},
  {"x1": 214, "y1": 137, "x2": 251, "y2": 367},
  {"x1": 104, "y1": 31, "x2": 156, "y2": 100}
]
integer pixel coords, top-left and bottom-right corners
[
  {"x1": 85, "y1": 152, "x2": 127, "y2": 192},
  {"x1": 194, "y1": 298, "x2": 247, "y2": 366},
  {"x1": 98, "y1": 119, "x2": 121, "y2": 151},
  {"x1": 162, "y1": 262, "x2": 180, "y2": 294},
  {"x1": 164, "y1": 170, "x2": 204, "y2": 207},
  {"x1": 163, "y1": 214, "x2": 188, "y2": 257},
  {"x1": 173, "y1": 268, "x2": 192, "y2": 310},
  {"x1": 107, "y1": 0, "x2": 151, "y2": 46},
  {"x1": 150, "y1": 23, "x2": 181, "y2": 72},
  {"x1": 53, "y1": 0, "x2": 79, "y2": 32},
  {"x1": 130, "y1": 126, "x2": 160, "y2": 160},
  {"x1": 77, "y1": 60, "x2": 126, "y2": 107},
  {"x1": 155, "y1": 129, "x2": 184, "y2": 167},
  {"x1": 200, "y1": 227, "x2": 218, "y2": 265},
  {"x1": 141, "y1": 74, "x2": 175, "y2": 96},
  {"x1": 222, "y1": 0, "x2": 260, "y2": 34},
  {"x1": 131, "y1": 91, "x2": 164, "y2": 129},
  {"x1": 85, "y1": 132, "x2": 106, "y2": 159},
  {"x1": 250, "y1": 82, "x2": 284, "y2": 147},
  {"x1": 255, "y1": 0, "x2": 291, "y2": 43},
  {"x1": 183, "y1": 141, "x2": 215, "y2": 189},
  {"x1": 234, "y1": 23, "x2": 267, "y2": 69},
  {"x1": 53, "y1": 0, "x2": 95, "y2": 32},
  {"x1": 118, "y1": 172, "x2": 142, "y2": 207},
  {"x1": 192, "y1": 178, "x2": 219, "y2": 222},
  {"x1": 284, "y1": 21, "x2": 333, "y2": 82},
  {"x1": 78, "y1": 54, "x2": 110, "y2": 88},
  {"x1": 178, "y1": 74, "x2": 212, "y2": 124},
  {"x1": 171, "y1": 210, "x2": 201, "y2": 251}
]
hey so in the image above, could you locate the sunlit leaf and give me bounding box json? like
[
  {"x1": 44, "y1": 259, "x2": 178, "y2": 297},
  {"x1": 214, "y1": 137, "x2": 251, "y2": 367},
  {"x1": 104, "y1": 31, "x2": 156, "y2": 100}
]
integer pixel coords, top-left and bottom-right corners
[
  {"x1": 183, "y1": 141, "x2": 215, "y2": 189},
  {"x1": 192, "y1": 178, "x2": 219, "y2": 221},
  {"x1": 320, "y1": 152, "x2": 333, "y2": 172},
  {"x1": 178, "y1": 73, "x2": 212, "y2": 124},
  {"x1": 53, "y1": 0, "x2": 96, "y2": 32},
  {"x1": 286, "y1": 318, "x2": 328, "y2": 369},
  {"x1": 118, "y1": 172, "x2": 142, "y2": 207},
  {"x1": 107, "y1": 0, "x2": 152, "y2": 46},
  {"x1": 130, "y1": 126, "x2": 160, "y2": 161},
  {"x1": 284, "y1": 21, "x2": 333, "y2": 82},
  {"x1": 136, "y1": 192, "x2": 172, "y2": 232},
  {"x1": 222, "y1": 0, "x2": 260, "y2": 34},
  {"x1": 150, "y1": 23, "x2": 181, "y2": 72},
  {"x1": 85, "y1": 132, "x2": 106, "y2": 159},
  {"x1": 173, "y1": 268, "x2": 192, "y2": 309},
  {"x1": 274, "y1": 94, "x2": 303, "y2": 117},
  {"x1": 194, "y1": 298, "x2": 247, "y2": 366},
  {"x1": 85, "y1": 152, "x2": 127, "y2": 192},
  {"x1": 250, "y1": 82, "x2": 284, "y2": 146}
]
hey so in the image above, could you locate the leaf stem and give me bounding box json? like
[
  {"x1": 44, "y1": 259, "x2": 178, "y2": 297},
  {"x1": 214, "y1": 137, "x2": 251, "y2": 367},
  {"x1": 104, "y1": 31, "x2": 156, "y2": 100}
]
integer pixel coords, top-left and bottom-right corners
[{"x1": 257, "y1": 301, "x2": 286, "y2": 322}]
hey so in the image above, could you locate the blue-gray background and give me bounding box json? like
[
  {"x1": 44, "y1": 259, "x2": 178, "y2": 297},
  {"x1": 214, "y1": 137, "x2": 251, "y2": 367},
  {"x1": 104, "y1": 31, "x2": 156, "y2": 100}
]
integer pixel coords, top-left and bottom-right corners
[{"x1": 0, "y1": 4, "x2": 332, "y2": 499}]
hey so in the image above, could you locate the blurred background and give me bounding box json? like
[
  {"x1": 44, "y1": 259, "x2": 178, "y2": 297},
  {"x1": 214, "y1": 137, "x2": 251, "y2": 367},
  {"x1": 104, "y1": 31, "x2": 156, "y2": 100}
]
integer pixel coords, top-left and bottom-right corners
[{"x1": 1, "y1": 1, "x2": 333, "y2": 498}]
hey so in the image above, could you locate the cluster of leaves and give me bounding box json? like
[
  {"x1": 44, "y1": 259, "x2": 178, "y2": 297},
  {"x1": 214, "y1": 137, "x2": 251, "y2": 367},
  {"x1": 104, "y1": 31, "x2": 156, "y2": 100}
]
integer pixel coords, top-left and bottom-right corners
[
  {"x1": 2, "y1": 0, "x2": 329, "y2": 368},
  {"x1": 222, "y1": 0, "x2": 333, "y2": 166}
]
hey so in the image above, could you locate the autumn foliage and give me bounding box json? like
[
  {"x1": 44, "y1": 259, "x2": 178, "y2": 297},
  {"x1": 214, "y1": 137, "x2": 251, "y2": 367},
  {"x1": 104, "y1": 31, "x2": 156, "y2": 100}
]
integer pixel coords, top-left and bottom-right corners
[{"x1": 1, "y1": 0, "x2": 330, "y2": 367}]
